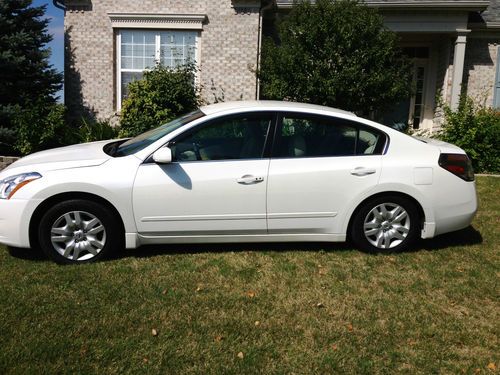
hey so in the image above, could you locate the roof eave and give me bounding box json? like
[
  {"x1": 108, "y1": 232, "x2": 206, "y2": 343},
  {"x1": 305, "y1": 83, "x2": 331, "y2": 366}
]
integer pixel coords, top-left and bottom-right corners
[
  {"x1": 53, "y1": 0, "x2": 65, "y2": 10},
  {"x1": 276, "y1": 1, "x2": 490, "y2": 11}
]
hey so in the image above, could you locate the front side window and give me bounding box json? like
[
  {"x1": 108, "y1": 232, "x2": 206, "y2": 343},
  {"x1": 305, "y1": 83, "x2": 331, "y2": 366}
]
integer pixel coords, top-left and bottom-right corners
[
  {"x1": 171, "y1": 113, "x2": 273, "y2": 162},
  {"x1": 275, "y1": 114, "x2": 386, "y2": 158},
  {"x1": 113, "y1": 110, "x2": 205, "y2": 157},
  {"x1": 118, "y1": 30, "x2": 197, "y2": 105}
]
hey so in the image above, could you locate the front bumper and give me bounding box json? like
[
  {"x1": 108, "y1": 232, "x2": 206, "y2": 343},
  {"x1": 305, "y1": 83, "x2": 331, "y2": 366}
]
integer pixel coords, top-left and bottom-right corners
[{"x1": 0, "y1": 198, "x2": 41, "y2": 248}]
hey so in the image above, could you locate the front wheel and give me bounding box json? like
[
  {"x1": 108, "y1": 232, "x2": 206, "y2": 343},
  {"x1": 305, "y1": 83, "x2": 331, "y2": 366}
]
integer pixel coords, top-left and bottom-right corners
[
  {"x1": 38, "y1": 199, "x2": 122, "y2": 264},
  {"x1": 350, "y1": 196, "x2": 420, "y2": 253}
]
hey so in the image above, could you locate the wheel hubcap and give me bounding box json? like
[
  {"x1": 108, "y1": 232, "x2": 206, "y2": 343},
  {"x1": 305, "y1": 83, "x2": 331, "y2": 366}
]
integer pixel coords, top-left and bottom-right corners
[
  {"x1": 363, "y1": 203, "x2": 410, "y2": 250},
  {"x1": 50, "y1": 211, "x2": 106, "y2": 261}
]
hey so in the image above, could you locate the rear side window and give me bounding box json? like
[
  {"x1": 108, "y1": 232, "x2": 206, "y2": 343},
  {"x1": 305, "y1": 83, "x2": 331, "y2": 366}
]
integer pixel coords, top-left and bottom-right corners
[{"x1": 274, "y1": 113, "x2": 386, "y2": 158}]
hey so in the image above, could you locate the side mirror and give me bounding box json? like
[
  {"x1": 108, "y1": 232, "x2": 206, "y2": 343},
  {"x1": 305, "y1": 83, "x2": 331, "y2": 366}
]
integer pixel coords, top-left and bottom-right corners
[{"x1": 152, "y1": 147, "x2": 173, "y2": 164}]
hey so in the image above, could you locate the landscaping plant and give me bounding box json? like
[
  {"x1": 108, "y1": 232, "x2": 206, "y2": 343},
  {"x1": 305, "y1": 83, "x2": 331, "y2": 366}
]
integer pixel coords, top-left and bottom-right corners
[
  {"x1": 119, "y1": 64, "x2": 200, "y2": 137},
  {"x1": 259, "y1": 0, "x2": 412, "y2": 115},
  {"x1": 78, "y1": 118, "x2": 119, "y2": 143},
  {"x1": 13, "y1": 101, "x2": 70, "y2": 155},
  {"x1": 437, "y1": 96, "x2": 500, "y2": 173}
]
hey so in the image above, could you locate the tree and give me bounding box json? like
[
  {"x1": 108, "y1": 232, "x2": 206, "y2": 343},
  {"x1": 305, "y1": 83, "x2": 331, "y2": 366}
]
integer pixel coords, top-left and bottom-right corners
[
  {"x1": 259, "y1": 0, "x2": 411, "y2": 114},
  {"x1": 0, "y1": 0, "x2": 63, "y2": 153},
  {"x1": 120, "y1": 64, "x2": 200, "y2": 137}
]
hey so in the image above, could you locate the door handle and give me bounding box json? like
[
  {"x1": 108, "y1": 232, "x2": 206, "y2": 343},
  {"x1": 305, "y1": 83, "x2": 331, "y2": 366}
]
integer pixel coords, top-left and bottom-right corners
[
  {"x1": 350, "y1": 167, "x2": 376, "y2": 176},
  {"x1": 237, "y1": 175, "x2": 265, "y2": 184}
]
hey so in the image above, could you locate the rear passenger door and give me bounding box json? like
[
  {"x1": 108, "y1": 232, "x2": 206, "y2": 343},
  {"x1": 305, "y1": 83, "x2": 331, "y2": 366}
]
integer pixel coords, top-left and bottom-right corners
[{"x1": 266, "y1": 112, "x2": 385, "y2": 234}]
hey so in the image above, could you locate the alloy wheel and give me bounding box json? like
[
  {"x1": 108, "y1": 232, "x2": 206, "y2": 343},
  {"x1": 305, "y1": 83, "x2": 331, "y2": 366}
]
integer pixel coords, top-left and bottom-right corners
[
  {"x1": 50, "y1": 211, "x2": 107, "y2": 261},
  {"x1": 363, "y1": 203, "x2": 410, "y2": 249}
]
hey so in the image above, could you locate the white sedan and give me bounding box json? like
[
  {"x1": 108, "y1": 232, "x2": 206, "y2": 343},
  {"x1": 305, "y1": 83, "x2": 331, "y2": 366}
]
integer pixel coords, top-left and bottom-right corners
[{"x1": 0, "y1": 101, "x2": 477, "y2": 264}]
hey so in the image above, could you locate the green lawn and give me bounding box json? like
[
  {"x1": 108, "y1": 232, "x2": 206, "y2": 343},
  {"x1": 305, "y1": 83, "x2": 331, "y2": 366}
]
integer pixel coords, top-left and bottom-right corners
[{"x1": 0, "y1": 177, "x2": 498, "y2": 374}]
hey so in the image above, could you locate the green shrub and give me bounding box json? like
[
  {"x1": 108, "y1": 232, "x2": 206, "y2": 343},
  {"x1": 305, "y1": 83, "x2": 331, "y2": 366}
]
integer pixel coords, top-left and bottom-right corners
[
  {"x1": 259, "y1": 0, "x2": 411, "y2": 114},
  {"x1": 0, "y1": 127, "x2": 17, "y2": 155},
  {"x1": 6, "y1": 102, "x2": 121, "y2": 156},
  {"x1": 78, "y1": 118, "x2": 119, "y2": 143},
  {"x1": 13, "y1": 101, "x2": 73, "y2": 155},
  {"x1": 120, "y1": 64, "x2": 200, "y2": 137},
  {"x1": 438, "y1": 97, "x2": 500, "y2": 173}
]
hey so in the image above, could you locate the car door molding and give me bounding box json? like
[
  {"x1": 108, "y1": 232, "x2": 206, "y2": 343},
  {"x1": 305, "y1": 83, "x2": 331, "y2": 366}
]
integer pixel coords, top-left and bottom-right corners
[
  {"x1": 141, "y1": 213, "x2": 267, "y2": 222},
  {"x1": 268, "y1": 212, "x2": 338, "y2": 219}
]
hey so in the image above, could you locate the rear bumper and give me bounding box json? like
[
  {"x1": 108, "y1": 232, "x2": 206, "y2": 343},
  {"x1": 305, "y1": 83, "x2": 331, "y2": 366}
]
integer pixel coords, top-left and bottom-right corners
[
  {"x1": 419, "y1": 178, "x2": 477, "y2": 239},
  {"x1": 0, "y1": 198, "x2": 41, "y2": 248},
  {"x1": 434, "y1": 205, "x2": 477, "y2": 236},
  {"x1": 433, "y1": 185, "x2": 478, "y2": 237}
]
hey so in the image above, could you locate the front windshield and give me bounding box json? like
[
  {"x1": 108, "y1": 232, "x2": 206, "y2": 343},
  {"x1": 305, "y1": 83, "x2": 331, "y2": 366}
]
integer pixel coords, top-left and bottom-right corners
[{"x1": 114, "y1": 110, "x2": 205, "y2": 156}]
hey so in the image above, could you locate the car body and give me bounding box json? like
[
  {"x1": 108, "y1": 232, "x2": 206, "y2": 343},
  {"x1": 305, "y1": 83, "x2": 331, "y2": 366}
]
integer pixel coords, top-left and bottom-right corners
[{"x1": 0, "y1": 101, "x2": 477, "y2": 263}]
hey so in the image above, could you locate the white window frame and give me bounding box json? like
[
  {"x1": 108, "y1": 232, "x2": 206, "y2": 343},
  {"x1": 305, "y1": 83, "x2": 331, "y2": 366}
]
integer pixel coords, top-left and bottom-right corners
[
  {"x1": 109, "y1": 13, "x2": 205, "y2": 112},
  {"x1": 408, "y1": 61, "x2": 428, "y2": 129},
  {"x1": 400, "y1": 43, "x2": 438, "y2": 131}
]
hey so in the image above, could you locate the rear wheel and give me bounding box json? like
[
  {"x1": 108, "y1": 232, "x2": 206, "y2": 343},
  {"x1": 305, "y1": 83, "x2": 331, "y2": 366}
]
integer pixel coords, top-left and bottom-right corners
[
  {"x1": 350, "y1": 196, "x2": 420, "y2": 253},
  {"x1": 38, "y1": 199, "x2": 122, "y2": 264}
]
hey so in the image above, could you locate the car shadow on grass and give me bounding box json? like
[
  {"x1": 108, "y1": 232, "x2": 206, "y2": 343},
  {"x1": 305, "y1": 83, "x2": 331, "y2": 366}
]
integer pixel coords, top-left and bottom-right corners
[
  {"x1": 418, "y1": 225, "x2": 483, "y2": 251},
  {"x1": 121, "y1": 225, "x2": 483, "y2": 259},
  {"x1": 121, "y1": 241, "x2": 354, "y2": 259},
  {"x1": 6, "y1": 225, "x2": 483, "y2": 262},
  {"x1": 7, "y1": 246, "x2": 48, "y2": 261}
]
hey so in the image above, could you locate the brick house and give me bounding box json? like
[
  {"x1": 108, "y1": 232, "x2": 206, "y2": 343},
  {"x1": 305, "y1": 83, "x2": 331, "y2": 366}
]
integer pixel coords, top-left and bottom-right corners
[{"x1": 54, "y1": 0, "x2": 500, "y2": 131}]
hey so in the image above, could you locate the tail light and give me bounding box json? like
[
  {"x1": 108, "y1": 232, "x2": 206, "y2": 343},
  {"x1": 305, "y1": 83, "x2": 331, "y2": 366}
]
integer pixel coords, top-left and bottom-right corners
[{"x1": 438, "y1": 153, "x2": 474, "y2": 181}]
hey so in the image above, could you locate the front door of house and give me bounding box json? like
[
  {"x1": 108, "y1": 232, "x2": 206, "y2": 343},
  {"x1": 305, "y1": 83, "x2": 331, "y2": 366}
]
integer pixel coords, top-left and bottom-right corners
[{"x1": 380, "y1": 46, "x2": 432, "y2": 131}]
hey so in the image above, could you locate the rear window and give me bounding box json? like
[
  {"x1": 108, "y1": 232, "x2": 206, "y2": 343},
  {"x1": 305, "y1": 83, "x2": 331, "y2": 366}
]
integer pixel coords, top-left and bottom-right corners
[{"x1": 274, "y1": 113, "x2": 387, "y2": 158}]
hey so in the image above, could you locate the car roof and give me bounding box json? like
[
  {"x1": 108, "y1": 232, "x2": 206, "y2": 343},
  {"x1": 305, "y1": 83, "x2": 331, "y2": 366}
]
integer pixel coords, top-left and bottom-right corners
[{"x1": 199, "y1": 100, "x2": 357, "y2": 118}]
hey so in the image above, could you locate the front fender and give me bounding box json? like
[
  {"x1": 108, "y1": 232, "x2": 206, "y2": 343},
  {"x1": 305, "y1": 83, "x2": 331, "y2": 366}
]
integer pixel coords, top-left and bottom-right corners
[{"x1": 16, "y1": 157, "x2": 141, "y2": 234}]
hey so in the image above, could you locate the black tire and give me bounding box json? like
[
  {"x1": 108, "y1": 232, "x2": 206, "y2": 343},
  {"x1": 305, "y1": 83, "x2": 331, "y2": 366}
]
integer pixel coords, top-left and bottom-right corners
[
  {"x1": 38, "y1": 199, "x2": 123, "y2": 264},
  {"x1": 350, "y1": 195, "x2": 420, "y2": 253}
]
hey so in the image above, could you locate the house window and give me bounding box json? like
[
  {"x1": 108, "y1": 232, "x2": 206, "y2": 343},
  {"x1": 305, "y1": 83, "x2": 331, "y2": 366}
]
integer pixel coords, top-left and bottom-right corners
[
  {"x1": 117, "y1": 30, "x2": 198, "y2": 108},
  {"x1": 410, "y1": 65, "x2": 426, "y2": 129}
]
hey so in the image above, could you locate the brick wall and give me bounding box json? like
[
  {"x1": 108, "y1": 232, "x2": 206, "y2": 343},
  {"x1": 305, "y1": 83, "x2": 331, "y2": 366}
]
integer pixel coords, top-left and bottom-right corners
[
  {"x1": 64, "y1": 0, "x2": 261, "y2": 121},
  {"x1": 433, "y1": 37, "x2": 453, "y2": 128},
  {"x1": 464, "y1": 37, "x2": 499, "y2": 106},
  {"x1": 0, "y1": 157, "x2": 19, "y2": 171},
  {"x1": 433, "y1": 35, "x2": 499, "y2": 128}
]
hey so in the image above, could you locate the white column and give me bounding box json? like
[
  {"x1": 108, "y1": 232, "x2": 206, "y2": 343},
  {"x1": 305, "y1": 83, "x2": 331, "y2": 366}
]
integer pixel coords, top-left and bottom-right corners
[{"x1": 450, "y1": 29, "x2": 470, "y2": 110}]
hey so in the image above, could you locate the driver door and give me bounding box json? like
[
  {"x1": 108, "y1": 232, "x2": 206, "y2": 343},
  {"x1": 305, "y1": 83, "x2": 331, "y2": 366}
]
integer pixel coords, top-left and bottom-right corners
[{"x1": 132, "y1": 112, "x2": 275, "y2": 236}]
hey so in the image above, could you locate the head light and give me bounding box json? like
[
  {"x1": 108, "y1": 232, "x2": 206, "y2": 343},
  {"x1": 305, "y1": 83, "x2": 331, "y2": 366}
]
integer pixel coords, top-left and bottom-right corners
[{"x1": 0, "y1": 172, "x2": 42, "y2": 199}]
